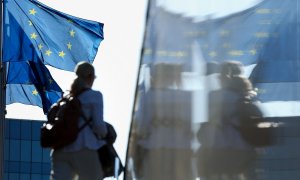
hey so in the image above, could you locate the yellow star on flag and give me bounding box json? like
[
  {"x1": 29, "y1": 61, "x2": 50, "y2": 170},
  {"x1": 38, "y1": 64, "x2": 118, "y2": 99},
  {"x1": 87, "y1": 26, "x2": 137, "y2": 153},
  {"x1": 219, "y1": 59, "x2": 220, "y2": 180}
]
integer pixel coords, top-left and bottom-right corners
[
  {"x1": 228, "y1": 50, "x2": 244, "y2": 56},
  {"x1": 209, "y1": 51, "x2": 217, "y2": 57},
  {"x1": 144, "y1": 48, "x2": 152, "y2": 55},
  {"x1": 67, "y1": 42, "x2": 72, "y2": 50},
  {"x1": 176, "y1": 51, "x2": 186, "y2": 57},
  {"x1": 30, "y1": 33, "x2": 37, "y2": 39},
  {"x1": 38, "y1": 44, "x2": 43, "y2": 50},
  {"x1": 69, "y1": 30, "x2": 75, "y2": 37},
  {"x1": 249, "y1": 49, "x2": 257, "y2": 55},
  {"x1": 59, "y1": 51, "x2": 65, "y2": 58},
  {"x1": 256, "y1": 8, "x2": 271, "y2": 14},
  {"x1": 28, "y1": 21, "x2": 33, "y2": 26},
  {"x1": 32, "y1": 89, "x2": 38, "y2": 95},
  {"x1": 220, "y1": 30, "x2": 229, "y2": 36},
  {"x1": 45, "y1": 50, "x2": 52, "y2": 56},
  {"x1": 255, "y1": 32, "x2": 269, "y2": 38},
  {"x1": 29, "y1": 9, "x2": 37, "y2": 15}
]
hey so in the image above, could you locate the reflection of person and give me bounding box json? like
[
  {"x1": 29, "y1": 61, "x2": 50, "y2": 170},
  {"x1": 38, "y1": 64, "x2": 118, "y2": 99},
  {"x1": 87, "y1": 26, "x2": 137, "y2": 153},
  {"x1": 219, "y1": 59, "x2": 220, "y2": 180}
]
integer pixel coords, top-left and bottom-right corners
[
  {"x1": 50, "y1": 62, "x2": 108, "y2": 180},
  {"x1": 197, "y1": 61, "x2": 257, "y2": 180},
  {"x1": 134, "y1": 62, "x2": 194, "y2": 180}
]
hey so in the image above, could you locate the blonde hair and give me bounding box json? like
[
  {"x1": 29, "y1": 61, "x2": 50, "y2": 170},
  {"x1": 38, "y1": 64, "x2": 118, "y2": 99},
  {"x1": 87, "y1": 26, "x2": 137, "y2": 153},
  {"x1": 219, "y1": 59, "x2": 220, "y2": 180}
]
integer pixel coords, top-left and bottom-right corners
[{"x1": 70, "y1": 61, "x2": 95, "y2": 96}]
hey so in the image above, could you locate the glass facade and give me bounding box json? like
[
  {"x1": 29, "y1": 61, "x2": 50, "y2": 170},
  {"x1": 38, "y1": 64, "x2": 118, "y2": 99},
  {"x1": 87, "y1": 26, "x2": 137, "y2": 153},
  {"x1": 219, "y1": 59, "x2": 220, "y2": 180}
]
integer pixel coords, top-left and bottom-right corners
[
  {"x1": 125, "y1": 0, "x2": 300, "y2": 179},
  {"x1": 4, "y1": 118, "x2": 51, "y2": 180}
]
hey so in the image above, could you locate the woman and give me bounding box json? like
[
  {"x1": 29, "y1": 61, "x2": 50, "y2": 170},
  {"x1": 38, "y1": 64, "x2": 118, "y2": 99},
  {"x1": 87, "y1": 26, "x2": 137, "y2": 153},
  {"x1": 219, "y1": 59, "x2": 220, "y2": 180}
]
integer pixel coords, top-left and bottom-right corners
[
  {"x1": 197, "y1": 61, "x2": 257, "y2": 180},
  {"x1": 50, "y1": 61, "x2": 108, "y2": 180}
]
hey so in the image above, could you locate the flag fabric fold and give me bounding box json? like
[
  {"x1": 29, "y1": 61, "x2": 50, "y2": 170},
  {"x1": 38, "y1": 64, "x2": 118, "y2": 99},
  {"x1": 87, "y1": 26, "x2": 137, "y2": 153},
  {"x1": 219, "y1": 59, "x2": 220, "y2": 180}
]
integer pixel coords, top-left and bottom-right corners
[
  {"x1": 3, "y1": 0, "x2": 104, "y2": 71},
  {"x1": 3, "y1": 0, "x2": 104, "y2": 113},
  {"x1": 195, "y1": 0, "x2": 298, "y2": 75},
  {"x1": 141, "y1": 0, "x2": 300, "y2": 104},
  {"x1": 6, "y1": 61, "x2": 63, "y2": 113},
  {"x1": 193, "y1": 0, "x2": 300, "y2": 103}
]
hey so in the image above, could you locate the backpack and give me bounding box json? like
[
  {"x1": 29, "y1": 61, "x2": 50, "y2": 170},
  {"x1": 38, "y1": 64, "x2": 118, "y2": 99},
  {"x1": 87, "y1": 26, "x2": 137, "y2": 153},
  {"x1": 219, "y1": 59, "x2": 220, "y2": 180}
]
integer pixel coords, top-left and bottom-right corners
[
  {"x1": 236, "y1": 98, "x2": 276, "y2": 147},
  {"x1": 40, "y1": 90, "x2": 90, "y2": 149}
]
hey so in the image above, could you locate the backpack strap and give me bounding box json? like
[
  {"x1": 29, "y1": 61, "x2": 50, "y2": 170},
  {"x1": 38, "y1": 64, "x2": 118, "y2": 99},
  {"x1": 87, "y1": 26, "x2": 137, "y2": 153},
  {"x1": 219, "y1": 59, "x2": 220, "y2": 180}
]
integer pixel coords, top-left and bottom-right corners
[
  {"x1": 75, "y1": 88, "x2": 92, "y2": 131},
  {"x1": 78, "y1": 114, "x2": 92, "y2": 131},
  {"x1": 78, "y1": 104, "x2": 92, "y2": 131},
  {"x1": 73, "y1": 88, "x2": 115, "y2": 143}
]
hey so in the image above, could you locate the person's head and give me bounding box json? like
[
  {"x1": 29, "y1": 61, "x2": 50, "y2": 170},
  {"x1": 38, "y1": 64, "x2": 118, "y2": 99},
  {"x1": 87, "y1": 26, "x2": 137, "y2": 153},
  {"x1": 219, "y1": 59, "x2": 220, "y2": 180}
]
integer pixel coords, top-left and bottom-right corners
[
  {"x1": 220, "y1": 60, "x2": 243, "y2": 77},
  {"x1": 75, "y1": 61, "x2": 95, "y2": 82},
  {"x1": 70, "y1": 61, "x2": 96, "y2": 95},
  {"x1": 219, "y1": 61, "x2": 243, "y2": 88},
  {"x1": 151, "y1": 62, "x2": 182, "y2": 89}
]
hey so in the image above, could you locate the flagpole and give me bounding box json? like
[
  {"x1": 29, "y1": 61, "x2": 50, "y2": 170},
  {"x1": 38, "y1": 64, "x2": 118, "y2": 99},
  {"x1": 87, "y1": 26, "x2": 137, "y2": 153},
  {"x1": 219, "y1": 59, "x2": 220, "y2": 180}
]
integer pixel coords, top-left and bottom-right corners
[
  {"x1": 0, "y1": 0, "x2": 5, "y2": 179},
  {"x1": 123, "y1": 0, "x2": 151, "y2": 179}
]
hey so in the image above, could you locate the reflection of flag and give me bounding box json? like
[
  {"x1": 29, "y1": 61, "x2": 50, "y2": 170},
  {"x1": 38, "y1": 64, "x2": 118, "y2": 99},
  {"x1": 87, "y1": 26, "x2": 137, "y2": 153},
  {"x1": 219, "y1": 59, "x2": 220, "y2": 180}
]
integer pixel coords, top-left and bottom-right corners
[
  {"x1": 194, "y1": 0, "x2": 300, "y2": 104},
  {"x1": 195, "y1": 0, "x2": 298, "y2": 78},
  {"x1": 140, "y1": 0, "x2": 300, "y2": 115},
  {"x1": 4, "y1": 0, "x2": 104, "y2": 71},
  {"x1": 141, "y1": 6, "x2": 194, "y2": 65},
  {"x1": 3, "y1": 0, "x2": 104, "y2": 113}
]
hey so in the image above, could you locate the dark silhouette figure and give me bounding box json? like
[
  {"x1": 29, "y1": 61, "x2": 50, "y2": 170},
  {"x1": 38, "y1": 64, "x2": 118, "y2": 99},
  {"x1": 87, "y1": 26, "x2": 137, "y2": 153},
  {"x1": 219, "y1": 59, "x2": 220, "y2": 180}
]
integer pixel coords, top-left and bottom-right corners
[
  {"x1": 132, "y1": 62, "x2": 194, "y2": 180},
  {"x1": 197, "y1": 61, "x2": 257, "y2": 180}
]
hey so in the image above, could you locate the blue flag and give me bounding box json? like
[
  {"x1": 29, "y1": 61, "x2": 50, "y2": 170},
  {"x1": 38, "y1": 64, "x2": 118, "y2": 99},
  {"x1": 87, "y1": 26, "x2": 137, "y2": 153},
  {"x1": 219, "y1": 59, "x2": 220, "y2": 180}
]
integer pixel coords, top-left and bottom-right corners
[
  {"x1": 193, "y1": 0, "x2": 300, "y2": 102},
  {"x1": 3, "y1": 0, "x2": 104, "y2": 71},
  {"x1": 3, "y1": 0, "x2": 104, "y2": 113},
  {"x1": 140, "y1": 0, "x2": 300, "y2": 106},
  {"x1": 6, "y1": 61, "x2": 63, "y2": 113},
  {"x1": 194, "y1": 0, "x2": 298, "y2": 76},
  {"x1": 143, "y1": 0, "x2": 299, "y2": 80}
]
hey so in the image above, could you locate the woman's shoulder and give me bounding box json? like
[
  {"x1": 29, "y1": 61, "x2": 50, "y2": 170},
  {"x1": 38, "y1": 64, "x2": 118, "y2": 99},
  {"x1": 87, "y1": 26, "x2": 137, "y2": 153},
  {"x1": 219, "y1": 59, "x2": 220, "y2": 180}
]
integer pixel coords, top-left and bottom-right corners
[
  {"x1": 209, "y1": 88, "x2": 242, "y2": 103},
  {"x1": 209, "y1": 88, "x2": 240, "y2": 97},
  {"x1": 86, "y1": 89, "x2": 102, "y2": 96},
  {"x1": 79, "y1": 89, "x2": 103, "y2": 102}
]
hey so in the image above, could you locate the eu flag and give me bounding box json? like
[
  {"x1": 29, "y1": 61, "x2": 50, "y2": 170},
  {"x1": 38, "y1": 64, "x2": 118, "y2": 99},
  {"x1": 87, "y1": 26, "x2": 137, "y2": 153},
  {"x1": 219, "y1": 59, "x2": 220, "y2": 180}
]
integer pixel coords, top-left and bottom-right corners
[
  {"x1": 3, "y1": 0, "x2": 104, "y2": 71},
  {"x1": 139, "y1": 0, "x2": 300, "y2": 115},
  {"x1": 6, "y1": 61, "x2": 63, "y2": 113},
  {"x1": 194, "y1": 0, "x2": 300, "y2": 103},
  {"x1": 3, "y1": 0, "x2": 104, "y2": 113}
]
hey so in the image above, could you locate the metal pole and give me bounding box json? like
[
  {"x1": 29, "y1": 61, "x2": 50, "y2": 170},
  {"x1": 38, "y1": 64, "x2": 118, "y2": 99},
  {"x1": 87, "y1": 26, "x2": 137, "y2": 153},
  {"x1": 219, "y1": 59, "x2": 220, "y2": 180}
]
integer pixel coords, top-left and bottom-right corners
[
  {"x1": 123, "y1": 0, "x2": 151, "y2": 179},
  {"x1": 0, "y1": 0, "x2": 5, "y2": 179}
]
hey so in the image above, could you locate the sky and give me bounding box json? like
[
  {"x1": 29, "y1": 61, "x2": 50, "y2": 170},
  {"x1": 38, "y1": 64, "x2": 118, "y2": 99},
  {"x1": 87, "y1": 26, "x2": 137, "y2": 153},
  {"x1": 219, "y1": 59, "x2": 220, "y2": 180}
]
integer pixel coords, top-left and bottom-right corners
[{"x1": 5, "y1": 0, "x2": 263, "y2": 166}]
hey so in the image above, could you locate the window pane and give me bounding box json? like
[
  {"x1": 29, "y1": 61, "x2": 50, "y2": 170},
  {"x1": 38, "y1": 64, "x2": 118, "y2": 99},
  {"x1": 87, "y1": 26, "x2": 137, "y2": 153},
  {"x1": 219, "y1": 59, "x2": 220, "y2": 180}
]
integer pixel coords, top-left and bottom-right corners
[
  {"x1": 21, "y1": 121, "x2": 32, "y2": 140},
  {"x1": 9, "y1": 140, "x2": 20, "y2": 161},
  {"x1": 31, "y1": 141, "x2": 42, "y2": 162},
  {"x1": 21, "y1": 141, "x2": 31, "y2": 162}
]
